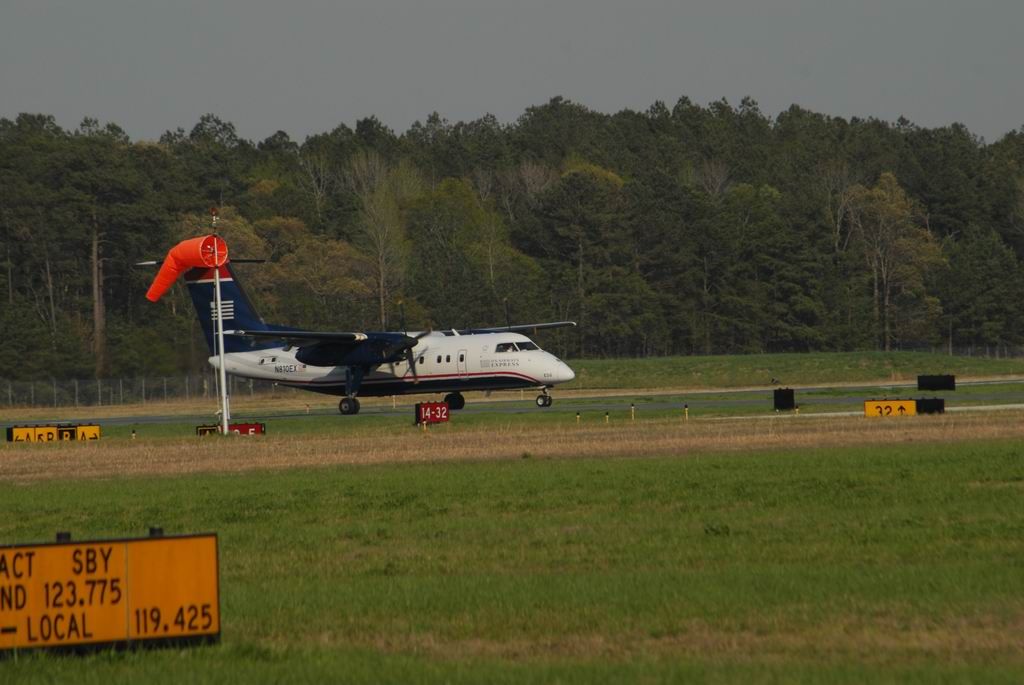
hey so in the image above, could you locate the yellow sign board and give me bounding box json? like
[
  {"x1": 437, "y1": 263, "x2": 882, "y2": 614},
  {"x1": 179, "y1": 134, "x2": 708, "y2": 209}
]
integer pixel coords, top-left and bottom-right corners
[
  {"x1": 5, "y1": 425, "x2": 101, "y2": 442},
  {"x1": 6, "y1": 426, "x2": 57, "y2": 442},
  {"x1": 0, "y1": 534, "x2": 218, "y2": 650},
  {"x1": 75, "y1": 425, "x2": 101, "y2": 441},
  {"x1": 864, "y1": 400, "x2": 917, "y2": 418}
]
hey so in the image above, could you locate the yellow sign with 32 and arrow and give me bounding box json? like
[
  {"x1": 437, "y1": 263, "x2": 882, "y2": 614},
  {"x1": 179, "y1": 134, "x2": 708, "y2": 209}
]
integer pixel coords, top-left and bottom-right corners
[{"x1": 864, "y1": 400, "x2": 917, "y2": 418}]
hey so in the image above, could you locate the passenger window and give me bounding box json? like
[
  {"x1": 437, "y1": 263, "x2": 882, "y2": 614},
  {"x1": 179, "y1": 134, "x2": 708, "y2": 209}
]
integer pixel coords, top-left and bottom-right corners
[
  {"x1": 436, "y1": 355, "x2": 442, "y2": 364},
  {"x1": 459, "y1": 354, "x2": 464, "y2": 362},
  {"x1": 446, "y1": 355, "x2": 451, "y2": 363},
  {"x1": 419, "y1": 356, "x2": 424, "y2": 364}
]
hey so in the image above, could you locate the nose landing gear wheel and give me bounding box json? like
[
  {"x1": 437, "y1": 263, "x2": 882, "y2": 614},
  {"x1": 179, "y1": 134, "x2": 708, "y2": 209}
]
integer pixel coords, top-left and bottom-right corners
[
  {"x1": 339, "y1": 397, "x2": 361, "y2": 415},
  {"x1": 535, "y1": 394, "x2": 553, "y2": 408}
]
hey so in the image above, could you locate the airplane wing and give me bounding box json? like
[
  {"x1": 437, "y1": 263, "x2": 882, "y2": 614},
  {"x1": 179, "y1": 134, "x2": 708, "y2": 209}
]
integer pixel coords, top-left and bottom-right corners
[
  {"x1": 229, "y1": 328, "x2": 429, "y2": 372},
  {"x1": 228, "y1": 329, "x2": 368, "y2": 344},
  {"x1": 457, "y1": 321, "x2": 577, "y2": 334}
]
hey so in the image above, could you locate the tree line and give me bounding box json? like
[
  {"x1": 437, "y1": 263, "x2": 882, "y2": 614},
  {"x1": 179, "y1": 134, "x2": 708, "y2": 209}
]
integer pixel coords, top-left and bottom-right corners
[{"x1": 2, "y1": 96, "x2": 1024, "y2": 380}]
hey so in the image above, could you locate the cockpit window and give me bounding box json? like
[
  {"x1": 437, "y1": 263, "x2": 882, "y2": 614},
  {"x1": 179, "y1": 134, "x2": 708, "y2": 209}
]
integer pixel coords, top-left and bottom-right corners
[
  {"x1": 495, "y1": 342, "x2": 518, "y2": 353},
  {"x1": 517, "y1": 341, "x2": 539, "y2": 351}
]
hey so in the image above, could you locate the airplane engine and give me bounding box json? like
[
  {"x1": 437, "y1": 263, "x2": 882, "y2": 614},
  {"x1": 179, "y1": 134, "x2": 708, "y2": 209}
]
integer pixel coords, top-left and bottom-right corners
[{"x1": 295, "y1": 343, "x2": 350, "y2": 367}]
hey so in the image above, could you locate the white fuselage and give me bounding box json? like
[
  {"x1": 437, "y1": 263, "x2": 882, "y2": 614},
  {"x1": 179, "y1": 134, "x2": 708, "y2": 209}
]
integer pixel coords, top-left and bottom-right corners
[{"x1": 209, "y1": 331, "x2": 575, "y2": 397}]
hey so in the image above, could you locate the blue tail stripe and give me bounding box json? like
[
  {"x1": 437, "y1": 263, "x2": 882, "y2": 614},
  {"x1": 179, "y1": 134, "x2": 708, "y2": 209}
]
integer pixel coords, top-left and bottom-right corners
[{"x1": 185, "y1": 264, "x2": 280, "y2": 354}]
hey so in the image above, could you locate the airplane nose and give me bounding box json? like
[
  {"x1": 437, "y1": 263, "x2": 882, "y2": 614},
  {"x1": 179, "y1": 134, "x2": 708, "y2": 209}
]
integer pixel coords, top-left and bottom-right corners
[{"x1": 557, "y1": 361, "x2": 575, "y2": 383}]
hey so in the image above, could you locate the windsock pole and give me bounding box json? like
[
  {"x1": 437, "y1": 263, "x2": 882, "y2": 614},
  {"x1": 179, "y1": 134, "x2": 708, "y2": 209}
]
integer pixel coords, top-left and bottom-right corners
[
  {"x1": 211, "y1": 211, "x2": 229, "y2": 434},
  {"x1": 144, "y1": 227, "x2": 230, "y2": 433},
  {"x1": 214, "y1": 259, "x2": 230, "y2": 434}
]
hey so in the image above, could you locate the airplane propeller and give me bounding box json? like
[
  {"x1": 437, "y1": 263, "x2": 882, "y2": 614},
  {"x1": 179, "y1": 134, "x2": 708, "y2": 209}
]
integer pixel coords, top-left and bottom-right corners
[
  {"x1": 383, "y1": 329, "x2": 431, "y2": 384},
  {"x1": 404, "y1": 346, "x2": 420, "y2": 383}
]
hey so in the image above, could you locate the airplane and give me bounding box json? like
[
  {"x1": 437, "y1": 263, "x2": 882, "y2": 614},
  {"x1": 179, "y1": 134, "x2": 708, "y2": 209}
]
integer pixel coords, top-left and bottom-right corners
[{"x1": 179, "y1": 260, "x2": 577, "y2": 415}]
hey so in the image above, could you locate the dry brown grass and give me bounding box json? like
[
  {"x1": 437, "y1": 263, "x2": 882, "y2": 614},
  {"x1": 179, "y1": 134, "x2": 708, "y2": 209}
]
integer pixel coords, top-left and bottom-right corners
[
  {"x1": 4, "y1": 410, "x2": 1024, "y2": 485},
  {"x1": 360, "y1": 612, "x2": 1024, "y2": 662}
]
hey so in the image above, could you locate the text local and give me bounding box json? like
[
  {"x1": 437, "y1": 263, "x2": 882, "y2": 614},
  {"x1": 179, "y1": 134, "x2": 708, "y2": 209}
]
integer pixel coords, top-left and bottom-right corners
[{"x1": 26, "y1": 610, "x2": 95, "y2": 642}]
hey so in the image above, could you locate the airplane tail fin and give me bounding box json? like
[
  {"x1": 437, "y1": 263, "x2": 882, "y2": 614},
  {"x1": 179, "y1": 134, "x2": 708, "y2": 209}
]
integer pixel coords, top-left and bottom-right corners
[{"x1": 184, "y1": 262, "x2": 280, "y2": 354}]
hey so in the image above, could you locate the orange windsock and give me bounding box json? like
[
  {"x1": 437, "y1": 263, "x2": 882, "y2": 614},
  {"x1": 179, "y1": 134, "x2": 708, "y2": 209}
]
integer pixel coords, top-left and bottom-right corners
[{"x1": 145, "y1": 235, "x2": 228, "y2": 302}]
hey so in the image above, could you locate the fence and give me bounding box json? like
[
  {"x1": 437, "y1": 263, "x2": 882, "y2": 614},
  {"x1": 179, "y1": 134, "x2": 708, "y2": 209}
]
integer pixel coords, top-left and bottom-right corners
[{"x1": 0, "y1": 374, "x2": 303, "y2": 410}]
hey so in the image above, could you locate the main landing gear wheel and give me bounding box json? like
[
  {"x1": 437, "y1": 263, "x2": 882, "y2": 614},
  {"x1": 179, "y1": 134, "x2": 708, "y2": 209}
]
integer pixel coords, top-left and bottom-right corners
[
  {"x1": 444, "y1": 392, "x2": 466, "y2": 410},
  {"x1": 339, "y1": 397, "x2": 361, "y2": 415},
  {"x1": 536, "y1": 394, "x2": 553, "y2": 408}
]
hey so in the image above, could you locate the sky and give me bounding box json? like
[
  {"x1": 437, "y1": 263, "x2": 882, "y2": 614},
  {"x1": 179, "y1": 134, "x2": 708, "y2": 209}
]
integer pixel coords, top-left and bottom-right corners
[{"x1": 2, "y1": 1, "x2": 1022, "y2": 143}]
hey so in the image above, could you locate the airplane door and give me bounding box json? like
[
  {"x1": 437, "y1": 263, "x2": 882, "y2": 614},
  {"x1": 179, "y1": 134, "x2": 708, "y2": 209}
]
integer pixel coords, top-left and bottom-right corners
[{"x1": 458, "y1": 349, "x2": 468, "y2": 377}]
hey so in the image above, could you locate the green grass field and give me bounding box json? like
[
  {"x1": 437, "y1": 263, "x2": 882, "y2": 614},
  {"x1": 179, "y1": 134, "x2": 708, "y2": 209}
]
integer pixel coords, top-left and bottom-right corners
[{"x1": 3, "y1": 439, "x2": 1023, "y2": 683}]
